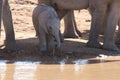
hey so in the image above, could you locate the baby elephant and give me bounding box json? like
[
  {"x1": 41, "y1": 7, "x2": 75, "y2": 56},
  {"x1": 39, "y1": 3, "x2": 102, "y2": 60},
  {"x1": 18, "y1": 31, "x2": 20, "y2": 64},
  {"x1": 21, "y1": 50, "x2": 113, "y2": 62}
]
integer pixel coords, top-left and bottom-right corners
[{"x1": 32, "y1": 4, "x2": 61, "y2": 53}]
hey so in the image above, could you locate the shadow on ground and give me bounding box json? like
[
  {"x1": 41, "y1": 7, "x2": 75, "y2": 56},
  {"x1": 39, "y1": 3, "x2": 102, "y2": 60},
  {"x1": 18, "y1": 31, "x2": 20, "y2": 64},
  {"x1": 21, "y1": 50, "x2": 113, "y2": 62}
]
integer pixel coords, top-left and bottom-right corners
[{"x1": 0, "y1": 37, "x2": 120, "y2": 64}]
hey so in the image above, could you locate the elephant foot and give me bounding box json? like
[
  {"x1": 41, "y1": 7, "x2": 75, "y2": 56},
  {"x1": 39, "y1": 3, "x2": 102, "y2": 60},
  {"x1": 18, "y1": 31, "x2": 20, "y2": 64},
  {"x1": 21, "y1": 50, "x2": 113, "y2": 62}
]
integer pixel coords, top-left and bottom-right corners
[
  {"x1": 86, "y1": 41, "x2": 102, "y2": 48},
  {"x1": 63, "y1": 33, "x2": 78, "y2": 38},
  {"x1": 103, "y1": 43, "x2": 119, "y2": 51}
]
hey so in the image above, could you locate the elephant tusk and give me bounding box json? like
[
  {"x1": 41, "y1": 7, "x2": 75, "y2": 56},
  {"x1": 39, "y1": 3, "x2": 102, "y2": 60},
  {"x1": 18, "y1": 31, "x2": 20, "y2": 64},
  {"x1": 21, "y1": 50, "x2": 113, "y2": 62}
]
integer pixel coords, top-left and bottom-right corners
[{"x1": 0, "y1": 0, "x2": 3, "y2": 36}]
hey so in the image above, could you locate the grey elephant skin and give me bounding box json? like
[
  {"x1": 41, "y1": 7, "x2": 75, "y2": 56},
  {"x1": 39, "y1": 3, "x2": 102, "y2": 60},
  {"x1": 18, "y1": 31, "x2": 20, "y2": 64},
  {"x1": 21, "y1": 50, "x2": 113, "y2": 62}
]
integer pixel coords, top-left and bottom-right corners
[
  {"x1": 0, "y1": 0, "x2": 17, "y2": 51},
  {"x1": 103, "y1": 0, "x2": 120, "y2": 51},
  {"x1": 32, "y1": 4, "x2": 61, "y2": 53}
]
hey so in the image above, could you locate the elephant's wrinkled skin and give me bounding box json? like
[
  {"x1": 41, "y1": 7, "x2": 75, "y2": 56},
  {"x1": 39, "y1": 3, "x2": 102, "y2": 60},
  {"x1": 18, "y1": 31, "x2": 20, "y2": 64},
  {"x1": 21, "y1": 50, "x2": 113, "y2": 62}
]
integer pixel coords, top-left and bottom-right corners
[
  {"x1": 103, "y1": 1, "x2": 120, "y2": 51},
  {"x1": 0, "y1": 0, "x2": 17, "y2": 51},
  {"x1": 32, "y1": 4, "x2": 61, "y2": 52}
]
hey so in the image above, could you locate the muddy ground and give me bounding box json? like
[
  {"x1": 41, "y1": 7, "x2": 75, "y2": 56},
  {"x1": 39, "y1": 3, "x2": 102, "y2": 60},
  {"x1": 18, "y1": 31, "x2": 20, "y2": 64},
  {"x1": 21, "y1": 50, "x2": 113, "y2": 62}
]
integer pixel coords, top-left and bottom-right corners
[{"x1": 0, "y1": 0, "x2": 120, "y2": 64}]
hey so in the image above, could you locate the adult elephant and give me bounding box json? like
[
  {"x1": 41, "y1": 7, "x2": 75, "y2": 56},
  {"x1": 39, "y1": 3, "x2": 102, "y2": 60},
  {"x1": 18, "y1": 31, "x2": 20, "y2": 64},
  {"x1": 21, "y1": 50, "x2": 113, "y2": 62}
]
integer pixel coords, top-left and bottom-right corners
[{"x1": 0, "y1": 0, "x2": 17, "y2": 51}]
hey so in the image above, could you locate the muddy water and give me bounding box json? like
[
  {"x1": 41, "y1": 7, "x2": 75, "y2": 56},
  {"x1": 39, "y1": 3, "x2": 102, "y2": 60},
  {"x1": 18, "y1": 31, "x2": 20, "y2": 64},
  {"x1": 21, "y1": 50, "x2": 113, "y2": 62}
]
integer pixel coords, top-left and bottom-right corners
[{"x1": 0, "y1": 56, "x2": 120, "y2": 80}]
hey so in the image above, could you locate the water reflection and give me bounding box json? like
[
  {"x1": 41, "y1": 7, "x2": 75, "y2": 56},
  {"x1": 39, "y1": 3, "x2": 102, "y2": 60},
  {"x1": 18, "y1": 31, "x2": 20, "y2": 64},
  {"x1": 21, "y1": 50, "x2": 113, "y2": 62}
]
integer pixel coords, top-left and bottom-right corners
[
  {"x1": 73, "y1": 59, "x2": 88, "y2": 73},
  {"x1": 0, "y1": 60, "x2": 7, "y2": 80},
  {"x1": 59, "y1": 59, "x2": 66, "y2": 72},
  {"x1": 14, "y1": 62, "x2": 40, "y2": 80},
  {"x1": 0, "y1": 56, "x2": 120, "y2": 80}
]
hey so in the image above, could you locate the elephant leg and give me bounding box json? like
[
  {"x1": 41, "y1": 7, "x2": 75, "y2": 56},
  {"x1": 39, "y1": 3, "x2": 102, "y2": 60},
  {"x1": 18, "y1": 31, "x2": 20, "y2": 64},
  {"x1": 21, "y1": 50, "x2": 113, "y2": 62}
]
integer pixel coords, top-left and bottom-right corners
[
  {"x1": 103, "y1": 3, "x2": 120, "y2": 51},
  {"x1": 2, "y1": 0, "x2": 17, "y2": 51},
  {"x1": 63, "y1": 10, "x2": 78, "y2": 38},
  {"x1": 100, "y1": 10, "x2": 108, "y2": 35},
  {"x1": 100, "y1": 23, "x2": 105, "y2": 34},
  {"x1": 38, "y1": 29, "x2": 47, "y2": 53},
  {"x1": 0, "y1": 0, "x2": 3, "y2": 35},
  {"x1": 86, "y1": 1, "x2": 107, "y2": 48},
  {"x1": 88, "y1": 6, "x2": 108, "y2": 35}
]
